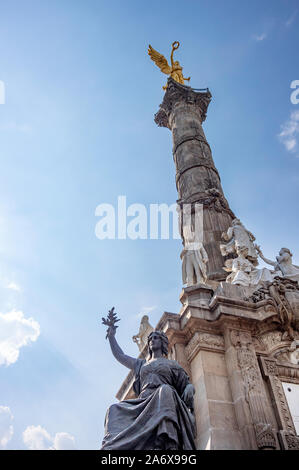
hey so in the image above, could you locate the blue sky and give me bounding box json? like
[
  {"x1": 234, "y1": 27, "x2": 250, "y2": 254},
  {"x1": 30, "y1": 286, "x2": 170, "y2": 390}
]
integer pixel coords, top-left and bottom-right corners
[{"x1": 0, "y1": 0, "x2": 298, "y2": 449}]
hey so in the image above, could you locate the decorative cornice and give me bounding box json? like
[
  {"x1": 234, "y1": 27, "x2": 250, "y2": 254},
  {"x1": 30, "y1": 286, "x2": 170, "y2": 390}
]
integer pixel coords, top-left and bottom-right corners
[
  {"x1": 277, "y1": 364, "x2": 299, "y2": 383},
  {"x1": 260, "y1": 357, "x2": 279, "y2": 377},
  {"x1": 209, "y1": 294, "x2": 277, "y2": 322},
  {"x1": 154, "y1": 311, "x2": 180, "y2": 333},
  {"x1": 154, "y1": 78, "x2": 212, "y2": 128},
  {"x1": 186, "y1": 331, "x2": 225, "y2": 361}
]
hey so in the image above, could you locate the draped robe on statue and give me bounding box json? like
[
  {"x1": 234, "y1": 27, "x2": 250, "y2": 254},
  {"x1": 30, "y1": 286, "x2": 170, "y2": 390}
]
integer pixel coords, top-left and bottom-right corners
[{"x1": 101, "y1": 357, "x2": 196, "y2": 450}]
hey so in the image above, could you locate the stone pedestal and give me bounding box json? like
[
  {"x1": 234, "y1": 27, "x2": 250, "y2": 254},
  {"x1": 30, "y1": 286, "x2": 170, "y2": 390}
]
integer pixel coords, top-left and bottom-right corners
[{"x1": 117, "y1": 283, "x2": 299, "y2": 450}]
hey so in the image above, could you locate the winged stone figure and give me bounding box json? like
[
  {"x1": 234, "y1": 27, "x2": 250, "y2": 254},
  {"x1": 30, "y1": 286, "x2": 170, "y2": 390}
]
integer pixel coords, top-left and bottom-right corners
[{"x1": 148, "y1": 41, "x2": 190, "y2": 90}]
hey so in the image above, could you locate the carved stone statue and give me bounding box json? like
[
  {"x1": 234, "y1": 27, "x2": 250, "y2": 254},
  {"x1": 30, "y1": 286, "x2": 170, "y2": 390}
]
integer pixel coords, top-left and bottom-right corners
[
  {"x1": 132, "y1": 315, "x2": 154, "y2": 352},
  {"x1": 255, "y1": 246, "x2": 299, "y2": 282},
  {"x1": 224, "y1": 247, "x2": 255, "y2": 286},
  {"x1": 101, "y1": 312, "x2": 196, "y2": 450},
  {"x1": 220, "y1": 218, "x2": 258, "y2": 266},
  {"x1": 223, "y1": 246, "x2": 272, "y2": 287},
  {"x1": 268, "y1": 278, "x2": 296, "y2": 340},
  {"x1": 181, "y1": 224, "x2": 208, "y2": 286},
  {"x1": 245, "y1": 277, "x2": 299, "y2": 339},
  {"x1": 148, "y1": 42, "x2": 190, "y2": 90}
]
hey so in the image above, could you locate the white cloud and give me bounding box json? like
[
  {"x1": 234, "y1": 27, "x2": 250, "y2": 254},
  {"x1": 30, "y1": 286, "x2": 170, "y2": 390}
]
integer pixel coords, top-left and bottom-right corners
[
  {"x1": 0, "y1": 406, "x2": 14, "y2": 448},
  {"x1": 23, "y1": 425, "x2": 53, "y2": 450},
  {"x1": 0, "y1": 310, "x2": 40, "y2": 366},
  {"x1": 0, "y1": 122, "x2": 32, "y2": 133},
  {"x1": 23, "y1": 425, "x2": 76, "y2": 450},
  {"x1": 6, "y1": 282, "x2": 21, "y2": 292},
  {"x1": 54, "y1": 432, "x2": 76, "y2": 450},
  {"x1": 286, "y1": 10, "x2": 297, "y2": 27},
  {"x1": 278, "y1": 110, "x2": 299, "y2": 157},
  {"x1": 285, "y1": 138, "x2": 296, "y2": 151},
  {"x1": 253, "y1": 32, "x2": 267, "y2": 41}
]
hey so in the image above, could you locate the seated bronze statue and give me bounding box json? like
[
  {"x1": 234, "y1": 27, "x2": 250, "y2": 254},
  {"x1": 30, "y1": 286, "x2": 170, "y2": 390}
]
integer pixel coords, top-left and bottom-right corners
[{"x1": 101, "y1": 313, "x2": 196, "y2": 450}]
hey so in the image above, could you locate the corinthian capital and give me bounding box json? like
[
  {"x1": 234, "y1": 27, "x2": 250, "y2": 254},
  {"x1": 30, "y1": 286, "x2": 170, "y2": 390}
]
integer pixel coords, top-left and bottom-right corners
[{"x1": 154, "y1": 77, "x2": 212, "y2": 129}]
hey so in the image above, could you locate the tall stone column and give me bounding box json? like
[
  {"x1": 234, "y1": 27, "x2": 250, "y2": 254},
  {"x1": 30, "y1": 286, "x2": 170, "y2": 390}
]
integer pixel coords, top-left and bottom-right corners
[{"x1": 155, "y1": 78, "x2": 235, "y2": 281}]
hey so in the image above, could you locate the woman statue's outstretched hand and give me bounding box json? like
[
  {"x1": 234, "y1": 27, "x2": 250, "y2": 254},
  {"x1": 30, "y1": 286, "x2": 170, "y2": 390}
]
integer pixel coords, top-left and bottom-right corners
[
  {"x1": 101, "y1": 307, "x2": 137, "y2": 370},
  {"x1": 102, "y1": 307, "x2": 120, "y2": 339}
]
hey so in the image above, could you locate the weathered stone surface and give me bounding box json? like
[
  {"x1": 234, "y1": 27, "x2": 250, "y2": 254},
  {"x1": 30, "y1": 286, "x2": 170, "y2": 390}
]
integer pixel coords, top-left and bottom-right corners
[
  {"x1": 204, "y1": 373, "x2": 233, "y2": 402},
  {"x1": 190, "y1": 348, "x2": 242, "y2": 449},
  {"x1": 209, "y1": 429, "x2": 243, "y2": 450},
  {"x1": 278, "y1": 430, "x2": 299, "y2": 450},
  {"x1": 116, "y1": 287, "x2": 299, "y2": 449}
]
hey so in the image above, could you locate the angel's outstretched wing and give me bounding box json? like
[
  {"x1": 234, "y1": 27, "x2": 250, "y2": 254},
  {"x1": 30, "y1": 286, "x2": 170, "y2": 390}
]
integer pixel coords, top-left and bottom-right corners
[{"x1": 148, "y1": 45, "x2": 172, "y2": 75}]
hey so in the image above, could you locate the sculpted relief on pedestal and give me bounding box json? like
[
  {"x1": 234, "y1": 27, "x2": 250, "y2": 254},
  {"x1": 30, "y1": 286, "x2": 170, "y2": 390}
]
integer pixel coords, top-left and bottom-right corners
[
  {"x1": 230, "y1": 329, "x2": 278, "y2": 449},
  {"x1": 246, "y1": 277, "x2": 299, "y2": 340}
]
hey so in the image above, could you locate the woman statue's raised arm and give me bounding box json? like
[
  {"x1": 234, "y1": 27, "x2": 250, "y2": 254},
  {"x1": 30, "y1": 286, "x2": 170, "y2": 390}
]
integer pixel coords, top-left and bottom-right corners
[{"x1": 102, "y1": 307, "x2": 137, "y2": 370}]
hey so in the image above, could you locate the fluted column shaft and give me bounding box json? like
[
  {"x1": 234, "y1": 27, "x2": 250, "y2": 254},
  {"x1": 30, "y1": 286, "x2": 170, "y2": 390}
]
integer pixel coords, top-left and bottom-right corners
[{"x1": 155, "y1": 78, "x2": 234, "y2": 280}]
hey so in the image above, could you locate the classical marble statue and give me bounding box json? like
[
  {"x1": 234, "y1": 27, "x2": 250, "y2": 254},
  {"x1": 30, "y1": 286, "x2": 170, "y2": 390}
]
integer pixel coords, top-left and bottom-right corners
[
  {"x1": 255, "y1": 246, "x2": 299, "y2": 282},
  {"x1": 223, "y1": 247, "x2": 272, "y2": 287},
  {"x1": 101, "y1": 311, "x2": 196, "y2": 450},
  {"x1": 132, "y1": 315, "x2": 154, "y2": 352},
  {"x1": 245, "y1": 276, "x2": 299, "y2": 339},
  {"x1": 181, "y1": 224, "x2": 208, "y2": 286},
  {"x1": 148, "y1": 42, "x2": 190, "y2": 90},
  {"x1": 224, "y1": 247, "x2": 255, "y2": 286},
  {"x1": 220, "y1": 218, "x2": 258, "y2": 266},
  {"x1": 268, "y1": 278, "x2": 296, "y2": 340}
]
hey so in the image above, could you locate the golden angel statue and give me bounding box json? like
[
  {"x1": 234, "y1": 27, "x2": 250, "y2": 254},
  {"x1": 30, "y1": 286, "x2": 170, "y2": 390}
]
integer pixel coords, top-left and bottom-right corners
[{"x1": 148, "y1": 41, "x2": 190, "y2": 90}]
